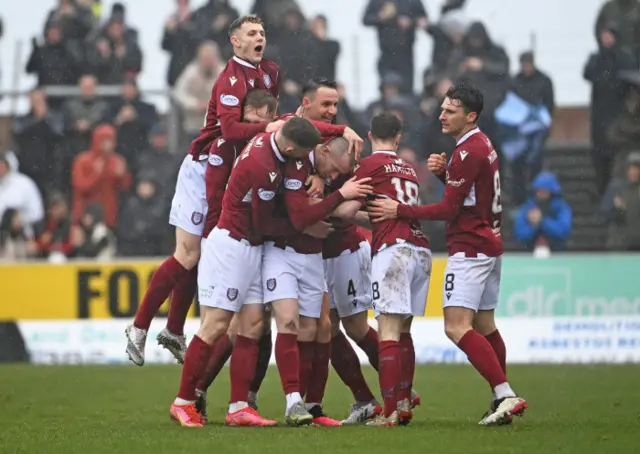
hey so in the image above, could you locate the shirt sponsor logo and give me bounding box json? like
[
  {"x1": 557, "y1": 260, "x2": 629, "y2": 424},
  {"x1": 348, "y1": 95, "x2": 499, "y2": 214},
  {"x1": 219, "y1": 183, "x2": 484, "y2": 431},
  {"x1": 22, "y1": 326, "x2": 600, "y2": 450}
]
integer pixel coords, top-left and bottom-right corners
[
  {"x1": 284, "y1": 178, "x2": 303, "y2": 190},
  {"x1": 208, "y1": 154, "x2": 224, "y2": 166},
  {"x1": 220, "y1": 94, "x2": 240, "y2": 106},
  {"x1": 258, "y1": 189, "x2": 275, "y2": 201}
]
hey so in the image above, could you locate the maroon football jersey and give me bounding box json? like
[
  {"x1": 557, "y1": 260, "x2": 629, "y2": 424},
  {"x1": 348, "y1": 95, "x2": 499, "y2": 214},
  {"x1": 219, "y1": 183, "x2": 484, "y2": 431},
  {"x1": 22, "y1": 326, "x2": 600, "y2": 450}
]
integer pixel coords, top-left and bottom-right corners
[
  {"x1": 397, "y1": 128, "x2": 502, "y2": 257},
  {"x1": 216, "y1": 132, "x2": 296, "y2": 245},
  {"x1": 203, "y1": 137, "x2": 240, "y2": 238},
  {"x1": 323, "y1": 174, "x2": 366, "y2": 259},
  {"x1": 354, "y1": 151, "x2": 429, "y2": 254},
  {"x1": 274, "y1": 152, "x2": 345, "y2": 254},
  {"x1": 189, "y1": 56, "x2": 280, "y2": 160}
]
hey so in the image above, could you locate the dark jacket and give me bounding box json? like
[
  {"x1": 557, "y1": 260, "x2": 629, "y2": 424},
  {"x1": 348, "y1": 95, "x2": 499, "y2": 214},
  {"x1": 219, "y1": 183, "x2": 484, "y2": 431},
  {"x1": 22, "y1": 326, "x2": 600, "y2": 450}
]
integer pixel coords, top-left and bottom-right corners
[
  {"x1": 512, "y1": 69, "x2": 555, "y2": 114},
  {"x1": 161, "y1": 15, "x2": 201, "y2": 86},
  {"x1": 363, "y1": 0, "x2": 427, "y2": 55},
  {"x1": 514, "y1": 172, "x2": 573, "y2": 251}
]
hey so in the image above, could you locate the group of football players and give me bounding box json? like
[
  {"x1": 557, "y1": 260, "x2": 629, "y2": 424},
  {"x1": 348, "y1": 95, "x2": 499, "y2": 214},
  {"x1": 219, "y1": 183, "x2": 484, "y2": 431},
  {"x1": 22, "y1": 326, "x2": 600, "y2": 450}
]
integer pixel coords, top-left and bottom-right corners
[{"x1": 125, "y1": 13, "x2": 528, "y2": 429}]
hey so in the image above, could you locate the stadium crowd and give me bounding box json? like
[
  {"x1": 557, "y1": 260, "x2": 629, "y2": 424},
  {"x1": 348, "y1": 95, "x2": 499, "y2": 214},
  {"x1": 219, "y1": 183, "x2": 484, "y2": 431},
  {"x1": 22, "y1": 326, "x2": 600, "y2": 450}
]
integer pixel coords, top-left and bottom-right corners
[{"x1": 0, "y1": 0, "x2": 640, "y2": 261}]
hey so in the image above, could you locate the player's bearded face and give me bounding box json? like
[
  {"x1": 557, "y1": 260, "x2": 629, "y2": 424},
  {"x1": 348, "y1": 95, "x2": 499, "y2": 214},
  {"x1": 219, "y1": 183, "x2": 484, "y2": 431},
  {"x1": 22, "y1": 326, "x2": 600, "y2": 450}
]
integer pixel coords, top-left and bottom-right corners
[
  {"x1": 233, "y1": 23, "x2": 266, "y2": 64},
  {"x1": 303, "y1": 88, "x2": 339, "y2": 123}
]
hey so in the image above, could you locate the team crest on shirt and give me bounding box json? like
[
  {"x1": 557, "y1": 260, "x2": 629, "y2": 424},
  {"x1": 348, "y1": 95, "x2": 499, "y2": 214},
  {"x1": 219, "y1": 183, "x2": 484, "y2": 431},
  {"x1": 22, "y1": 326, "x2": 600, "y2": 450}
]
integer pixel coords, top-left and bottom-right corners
[
  {"x1": 263, "y1": 74, "x2": 272, "y2": 88},
  {"x1": 191, "y1": 212, "x2": 203, "y2": 225},
  {"x1": 227, "y1": 288, "x2": 239, "y2": 301},
  {"x1": 266, "y1": 278, "x2": 277, "y2": 291}
]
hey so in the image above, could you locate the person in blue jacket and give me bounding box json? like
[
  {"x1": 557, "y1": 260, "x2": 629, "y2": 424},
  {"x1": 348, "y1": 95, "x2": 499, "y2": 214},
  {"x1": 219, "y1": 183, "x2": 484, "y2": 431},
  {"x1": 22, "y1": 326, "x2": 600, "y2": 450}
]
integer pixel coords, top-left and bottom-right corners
[{"x1": 513, "y1": 171, "x2": 573, "y2": 251}]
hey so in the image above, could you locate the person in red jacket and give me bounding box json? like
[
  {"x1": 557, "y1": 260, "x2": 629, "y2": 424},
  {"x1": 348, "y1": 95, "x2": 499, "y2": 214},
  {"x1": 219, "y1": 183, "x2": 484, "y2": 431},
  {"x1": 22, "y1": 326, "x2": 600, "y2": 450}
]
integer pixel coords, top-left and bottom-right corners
[{"x1": 72, "y1": 124, "x2": 132, "y2": 228}]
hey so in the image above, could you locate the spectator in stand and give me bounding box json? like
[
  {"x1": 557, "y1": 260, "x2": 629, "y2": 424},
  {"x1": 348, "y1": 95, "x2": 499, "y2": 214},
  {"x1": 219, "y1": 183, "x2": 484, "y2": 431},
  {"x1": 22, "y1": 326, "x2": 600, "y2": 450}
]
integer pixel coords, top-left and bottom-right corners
[
  {"x1": 583, "y1": 22, "x2": 637, "y2": 195},
  {"x1": 363, "y1": 0, "x2": 429, "y2": 93},
  {"x1": 162, "y1": 0, "x2": 201, "y2": 87},
  {"x1": 514, "y1": 171, "x2": 572, "y2": 253},
  {"x1": 447, "y1": 21, "x2": 510, "y2": 143},
  {"x1": 0, "y1": 209, "x2": 36, "y2": 262},
  {"x1": 71, "y1": 124, "x2": 132, "y2": 228},
  {"x1": 117, "y1": 173, "x2": 171, "y2": 257},
  {"x1": 136, "y1": 124, "x2": 180, "y2": 205},
  {"x1": 44, "y1": 0, "x2": 94, "y2": 43},
  {"x1": 0, "y1": 152, "x2": 44, "y2": 238},
  {"x1": 193, "y1": 0, "x2": 239, "y2": 57},
  {"x1": 34, "y1": 193, "x2": 77, "y2": 260},
  {"x1": 499, "y1": 51, "x2": 555, "y2": 205},
  {"x1": 12, "y1": 89, "x2": 65, "y2": 195},
  {"x1": 277, "y1": 8, "x2": 320, "y2": 88},
  {"x1": 598, "y1": 152, "x2": 640, "y2": 251},
  {"x1": 88, "y1": 16, "x2": 142, "y2": 84},
  {"x1": 173, "y1": 41, "x2": 222, "y2": 146},
  {"x1": 335, "y1": 83, "x2": 367, "y2": 138},
  {"x1": 109, "y1": 79, "x2": 159, "y2": 170},
  {"x1": 251, "y1": 0, "x2": 301, "y2": 44},
  {"x1": 25, "y1": 21, "x2": 82, "y2": 97},
  {"x1": 75, "y1": 204, "x2": 116, "y2": 259},
  {"x1": 62, "y1": 74, "x2": 110, "y2": 154},
  {"x1": 310, "y1": 15, "x2": 340, "y2": 82},
  {"x1": 595, "y1": 0, "x2": 640, "y2": 61},
  {"x1": 606, "y1": 74, "x2": 640, "y2": 177},
  {"x1": 427, "y1": 7, "x2": 469, "y2": 74},
  {"x1": 420, "y1": 75, "x2": 456, "y2": 159}
]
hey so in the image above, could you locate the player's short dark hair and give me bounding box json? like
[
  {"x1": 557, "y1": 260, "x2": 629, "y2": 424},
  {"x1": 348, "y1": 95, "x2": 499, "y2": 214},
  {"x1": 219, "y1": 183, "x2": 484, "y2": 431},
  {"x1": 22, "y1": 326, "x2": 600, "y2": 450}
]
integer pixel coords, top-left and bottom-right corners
[
  {"x1": 281, "y1": 117, "x2": 322, "y2": 150},
  {"x1": 370, "y1": 111, "x2": 402, "y2": 141},
  {"x1": 244, "y1": 89, "x2": 277, "y2": 115},
  {"x1": 445, "y1": 84, "x2": 484, "y2": 119},
  {"x1": 228, "y1": 15, "x2": 264, "y2": 37},
  {"x1": 302, "y1": 78, "x2": 338, "y2": 98}
]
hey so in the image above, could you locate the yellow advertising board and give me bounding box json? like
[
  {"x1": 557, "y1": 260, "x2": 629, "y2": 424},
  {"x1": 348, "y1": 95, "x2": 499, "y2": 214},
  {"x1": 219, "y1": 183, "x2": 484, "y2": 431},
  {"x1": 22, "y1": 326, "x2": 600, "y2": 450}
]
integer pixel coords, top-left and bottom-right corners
[{"x1": 0, "y1": 259, "x2": 446, "y2": 320}]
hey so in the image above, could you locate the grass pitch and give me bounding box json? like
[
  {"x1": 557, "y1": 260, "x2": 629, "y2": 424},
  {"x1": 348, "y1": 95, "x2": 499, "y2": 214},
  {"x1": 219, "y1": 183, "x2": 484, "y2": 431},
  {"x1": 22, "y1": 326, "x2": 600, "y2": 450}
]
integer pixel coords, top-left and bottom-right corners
[{"x1": 0, "y1": 364, "x2": 638, "y2": 454}]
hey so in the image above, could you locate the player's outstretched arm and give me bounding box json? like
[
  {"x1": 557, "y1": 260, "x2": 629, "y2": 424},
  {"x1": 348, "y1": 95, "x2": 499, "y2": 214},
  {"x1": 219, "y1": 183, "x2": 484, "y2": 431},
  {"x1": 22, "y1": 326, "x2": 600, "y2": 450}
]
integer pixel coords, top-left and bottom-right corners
[{"x1": 331, "y1": 200, "x2": 364, "y2": 222}]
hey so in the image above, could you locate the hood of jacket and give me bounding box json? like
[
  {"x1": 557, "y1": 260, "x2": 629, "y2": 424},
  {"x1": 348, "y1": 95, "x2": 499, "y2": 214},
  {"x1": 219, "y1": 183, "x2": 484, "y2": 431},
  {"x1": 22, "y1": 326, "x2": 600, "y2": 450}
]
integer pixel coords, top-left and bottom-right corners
[
  {"x1": 90, "y1": 124, "x2": 117, "y2": 155},
  {"x1": 531, "y1": 171, "x2": 562, "y2": 196}
]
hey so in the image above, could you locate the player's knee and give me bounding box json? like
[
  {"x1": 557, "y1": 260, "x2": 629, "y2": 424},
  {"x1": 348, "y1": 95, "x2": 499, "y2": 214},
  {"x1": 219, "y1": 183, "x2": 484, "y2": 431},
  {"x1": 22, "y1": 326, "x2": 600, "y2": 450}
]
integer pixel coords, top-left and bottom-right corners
[
  {"x1": 444, "y1": 321, "x2": 471, "y2": 344},
  {"x1": 298, "y1": 316, "x2": 317, "y2": 342},
  {"x1": 473, "y1": 312, "x2": 497, "y2": 336},
  {"x1": 276, "y1": 312, "x2": 299, "y2": 335},
  {"x1": 198, "y1": 315, "x2": 229, "y2": 344},
  {"x1": 342, "y1": 313, "x2": 369, "y2": 342},
  {"x1": 239, "y1": 315, "x2": 264, "y2": 340}
]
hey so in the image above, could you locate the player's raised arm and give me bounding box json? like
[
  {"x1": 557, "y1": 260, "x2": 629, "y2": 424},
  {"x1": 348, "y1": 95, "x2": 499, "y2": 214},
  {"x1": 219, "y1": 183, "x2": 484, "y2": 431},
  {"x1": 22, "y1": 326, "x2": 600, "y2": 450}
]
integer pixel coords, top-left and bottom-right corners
[
  {"x1": 398, "y1": 150, "x2": 481, "y2": 222},
  {"x1": 283, "y1": 160, "x2": 345, "y2": 231}
]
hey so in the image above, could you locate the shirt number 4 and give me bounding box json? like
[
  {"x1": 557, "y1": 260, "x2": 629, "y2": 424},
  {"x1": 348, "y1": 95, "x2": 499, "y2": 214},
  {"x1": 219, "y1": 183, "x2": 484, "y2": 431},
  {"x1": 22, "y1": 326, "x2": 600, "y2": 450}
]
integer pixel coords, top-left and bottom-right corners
[{"x1": 391, "y1": 177, "x2": 419, "y2": 206}]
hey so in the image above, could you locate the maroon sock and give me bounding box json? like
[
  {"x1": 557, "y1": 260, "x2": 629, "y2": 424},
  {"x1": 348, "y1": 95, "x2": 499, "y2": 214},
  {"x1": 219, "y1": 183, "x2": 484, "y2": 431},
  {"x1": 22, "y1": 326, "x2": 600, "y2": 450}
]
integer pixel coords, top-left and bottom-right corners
[
  {"x1": 331, "y1": 331, "x2": 375, "y2": 402},
  {"x1": 485, "y1": 330, "x2": 507, "y2": 375},
  {"x1": 196, "y1": 333, "x2": 233, "y2": 392},
  {"x1": 250, "y1": 331, "x2": 272, "y2": 393},
  {"x1": 229, "y1": 335, "x2": 259, "y2": 404},
  {"x1": 356, "y1": 327, "x2": 380, "y2": 371},
  {"x1": 457, "y1": 330, "x2": 507, "y2": 388},
  {"x1": 297, "y1": 341, "x2": 315, "y2": 398},
  {"x1": 305, "y1": 341, "x2": 330, "y2": 404},
  {"x1": 378, "y1": 340, "x2": 401, "y2": 417},
  {"x1": 398, "y1": 333, "x2": 415, "y2": 402},
  {"x1": 134, "y1": 256, "x2": 188, "y2": 330},
  {"x1": 177, "y1": 335, "x2": 213, "y2": 401},
  {"x1": 275, "y1": 333, "x2": 300, "y2": 395},
  {"x1": 166, "y1": 267, "x2": 197, "y2": 335}
]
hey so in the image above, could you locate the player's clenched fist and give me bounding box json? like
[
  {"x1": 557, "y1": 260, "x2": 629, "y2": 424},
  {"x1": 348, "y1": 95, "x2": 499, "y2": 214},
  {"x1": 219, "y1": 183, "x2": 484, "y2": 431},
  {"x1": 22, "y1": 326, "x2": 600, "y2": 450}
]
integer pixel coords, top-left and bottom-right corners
[
  {"x1": 338, "y1": 175, "x2": 373, "y2": 200},
  {"x1": 304, "y1": 220, "x2": 334, "y2": 238},
  {"x1": 427, "y1": 152, "x2": 447, "y2": 175}
]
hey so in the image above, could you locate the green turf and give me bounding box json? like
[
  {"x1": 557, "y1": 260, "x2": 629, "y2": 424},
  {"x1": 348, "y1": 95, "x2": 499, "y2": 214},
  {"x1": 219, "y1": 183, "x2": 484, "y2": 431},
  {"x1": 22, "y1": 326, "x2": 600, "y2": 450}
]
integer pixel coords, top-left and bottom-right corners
[{"x1": 0, "y1": 364, "x2": 638, "y2": 453}]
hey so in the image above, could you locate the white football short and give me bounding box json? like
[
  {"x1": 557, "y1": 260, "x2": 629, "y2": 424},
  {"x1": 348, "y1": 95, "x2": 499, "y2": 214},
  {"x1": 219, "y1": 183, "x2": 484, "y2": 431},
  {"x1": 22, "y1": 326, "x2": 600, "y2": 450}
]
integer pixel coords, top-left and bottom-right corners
[
  {"x1": 198, "y1": 228, "x2": 263, "y2": 312},
  {"x1": 442, "y1": 253, "x2": 502, "y2": 312},
  {"x1": 262, "y1": 243, "x2": 325, "y2": 318},
  {"x1": 371, "y1": 243, "x2": 432, "y2": 318},
  {"x1": 169, "y1": 155, "x2": 208, "y2": 236},
  {"x1": 324, "y1": 241, "x2": 373, "y2": 318}
]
